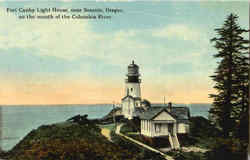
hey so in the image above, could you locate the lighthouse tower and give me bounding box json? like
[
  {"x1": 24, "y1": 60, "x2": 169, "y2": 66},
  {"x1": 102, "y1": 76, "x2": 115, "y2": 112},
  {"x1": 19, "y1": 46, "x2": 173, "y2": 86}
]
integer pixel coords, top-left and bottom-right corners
[
  {"x1": 122, "y1": 60, "x2": 142, "y2": 119},
  {"x1": 125, "y1": 60, "x2": 141, "y2": 98}
]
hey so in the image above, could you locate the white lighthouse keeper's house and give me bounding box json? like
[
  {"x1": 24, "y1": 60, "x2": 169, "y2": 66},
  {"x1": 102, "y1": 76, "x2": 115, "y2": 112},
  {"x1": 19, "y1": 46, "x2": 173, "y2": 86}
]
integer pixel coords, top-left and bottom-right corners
[{"x1": 139, "y1": 103, "x2": 190, "y2": 149}]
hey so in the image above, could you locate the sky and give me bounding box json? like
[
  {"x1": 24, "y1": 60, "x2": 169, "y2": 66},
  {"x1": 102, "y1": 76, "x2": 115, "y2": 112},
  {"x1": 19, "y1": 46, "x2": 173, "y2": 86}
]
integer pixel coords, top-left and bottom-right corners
[{"x1": 0, "y1": 1, "x2": 248, "y2": 105}]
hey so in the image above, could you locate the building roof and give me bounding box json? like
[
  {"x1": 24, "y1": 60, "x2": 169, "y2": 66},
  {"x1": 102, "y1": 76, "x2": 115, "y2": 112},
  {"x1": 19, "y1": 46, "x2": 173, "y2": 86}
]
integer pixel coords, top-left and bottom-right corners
[
  {"x1": 139, "y1": 107, "x2": 173, "y2": 120},
  {"x1": 121, "y1": 95, "x2": 134, "y2": 101},
  {"x1": 170, "y1": 106, "x2": 190, "y2": 120},
  {"x1": 128, "y1": 60, "x2": 139, "y2": 68},
  {"x1": 139, "y1": 106, "x2": 190, "y2": 123},
  {"x1": 121, "y1": 95, "x2": 141, "y2": 101},
  {"x1": 141, "y1": 99, "x2": 151, "y2": 107},
  {"x1": 134, "y1": 107, "x2": 145, "y2": 115}
]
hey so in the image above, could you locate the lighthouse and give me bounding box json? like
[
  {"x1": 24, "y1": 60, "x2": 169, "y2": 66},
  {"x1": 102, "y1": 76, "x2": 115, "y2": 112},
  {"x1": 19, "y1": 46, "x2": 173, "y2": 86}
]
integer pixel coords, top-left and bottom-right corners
[
  {"x1": 121, "y1": 60, "x2": 142, "y2": 119},
  {"x1": 125, "y1": 60, "x2": 141, "y2": 98}
]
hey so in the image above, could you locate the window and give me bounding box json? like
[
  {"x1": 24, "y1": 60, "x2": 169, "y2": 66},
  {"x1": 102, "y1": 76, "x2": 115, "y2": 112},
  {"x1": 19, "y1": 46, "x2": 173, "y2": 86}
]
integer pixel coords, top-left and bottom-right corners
[
  {"x1": 155, "y1": 123, "x2": 161, "y2": 133},
  {"x1": 131, "y1": 88, "x2": 133, "y2": 92},
  {"x1": 146, "y1": 120, "x2": 149, "y2": 131}
]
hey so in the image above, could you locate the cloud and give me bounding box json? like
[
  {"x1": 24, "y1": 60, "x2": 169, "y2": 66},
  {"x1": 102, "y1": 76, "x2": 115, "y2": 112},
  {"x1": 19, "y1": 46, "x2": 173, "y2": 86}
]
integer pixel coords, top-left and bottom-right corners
[
  {"x1": 0, "y1": 4, "x2": 218, "y2": 104},
  {"x1": 1, "y1": 6, "x2": 215, "y2": 81},
  {"x1": 0, "y1": 9, "x2": 213, "y2": 70},
  {"x1": 0, "y1": 7, "x2": 214, "y2": 79},
  {"x1": 0, "y1": 7, "x2": 95, "y2": 58},
  {"x1": 0, "y1": 6, "x2": 209, "y2": 63},
  {"x1": 152, "y1": 24, "x2": 204, "y2": 41},
  {"x1": 0, "y1": 6, "x2": 150, "y2": 67}
]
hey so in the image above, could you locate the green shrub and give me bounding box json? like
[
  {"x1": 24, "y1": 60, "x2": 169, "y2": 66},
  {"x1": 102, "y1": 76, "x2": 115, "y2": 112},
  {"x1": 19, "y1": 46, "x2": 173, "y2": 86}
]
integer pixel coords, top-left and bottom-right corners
[
  {"x1": 110, "y1": 131, "x2": 165, "y2": 160},
  {"x1": 120, "y1": 118, "x2": 141, "y2": 132},
  {"x1": 205, "y1": 138, "x2": 247, "y2": 160},
  {"x1": 120, "y1": 123, "x2": 134, "y2": 134},
  {"x1": 6, "y1": 122, "x2": 138, "y2": 160},
  {"x1": 189, "y1": 116, "x2": 221, "y2": 138},
  {"x1": 168, "y1": 150, "x2": 205, "y2": 160},
  {"x1": 177, "y1": 134, "x2": 198, "y2": 146}
]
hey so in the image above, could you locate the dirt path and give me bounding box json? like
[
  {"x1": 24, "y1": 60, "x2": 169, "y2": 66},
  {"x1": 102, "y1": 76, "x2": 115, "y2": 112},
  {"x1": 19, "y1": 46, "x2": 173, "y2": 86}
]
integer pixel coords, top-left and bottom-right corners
[
  {"x1": 101, "y1": 128, "x2": 112, "y2": 142},
  {"x1": 115, "y1": 124, "x2": 174, "y2": 160},
  {"x1": 160, "y1": 146, "x2": 208, "y2": 154},
  {"x1": 181, "y1": 146, "x2": 208, "y2": 153}
]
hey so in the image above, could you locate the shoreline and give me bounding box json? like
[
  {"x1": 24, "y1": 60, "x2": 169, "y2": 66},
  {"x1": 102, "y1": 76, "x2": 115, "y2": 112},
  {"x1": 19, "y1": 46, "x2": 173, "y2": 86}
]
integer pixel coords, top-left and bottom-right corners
[
  {"x1": 0, "y1": 104, "x2": 112, "y2": 107},
  {"x1": 0, "y1": 105, "x2": 211, "y2": 152},
  {"x1": 0, "y1": 103, "x2": 211, "y2": 107}
]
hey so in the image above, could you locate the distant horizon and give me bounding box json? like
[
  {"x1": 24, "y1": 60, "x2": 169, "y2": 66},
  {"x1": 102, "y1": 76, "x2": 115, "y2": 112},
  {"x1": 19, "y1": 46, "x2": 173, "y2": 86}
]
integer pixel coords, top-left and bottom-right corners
[{"x1": 0, "y1": 102, "x2": 211, "y2": 106}]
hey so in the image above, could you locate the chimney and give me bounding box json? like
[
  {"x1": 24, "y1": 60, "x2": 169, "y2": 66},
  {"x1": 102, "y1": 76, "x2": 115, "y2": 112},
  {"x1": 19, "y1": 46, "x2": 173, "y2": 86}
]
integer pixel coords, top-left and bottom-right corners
[{"x1": 167, "y1": 102, "x2": 172, "y2": 112}]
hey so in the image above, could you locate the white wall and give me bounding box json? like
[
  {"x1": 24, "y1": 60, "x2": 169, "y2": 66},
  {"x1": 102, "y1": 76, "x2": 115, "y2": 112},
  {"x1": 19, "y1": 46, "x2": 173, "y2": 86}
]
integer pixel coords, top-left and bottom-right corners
[
  {"x1": 141, "y1": 121, "x2": 190, "y2": 138},
  {"x1": 141, "y1": 120, "x2": 173, "y2": 137},
  {"x1": 125, "y1": 83, "x2": 141, "y2": 98},
  {"x1": 151, "y1": 123, "x2": 169, "y2": 137},
  {"x1": 177, "y1": 123, "x2": 190, "y2": 134},
  {"x1": 122, "y1": 98, "x2": 135, "y2": 119}
]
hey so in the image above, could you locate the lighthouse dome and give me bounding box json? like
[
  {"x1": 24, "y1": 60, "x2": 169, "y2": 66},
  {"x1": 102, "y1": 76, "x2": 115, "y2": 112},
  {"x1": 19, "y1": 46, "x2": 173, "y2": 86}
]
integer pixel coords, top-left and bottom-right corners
[
  {"x1": 127, "y1": 60, "x2": 140, "y2": 76},
  {"x1": 128, "y1": 60, "x2": 139, "y2": 68}
]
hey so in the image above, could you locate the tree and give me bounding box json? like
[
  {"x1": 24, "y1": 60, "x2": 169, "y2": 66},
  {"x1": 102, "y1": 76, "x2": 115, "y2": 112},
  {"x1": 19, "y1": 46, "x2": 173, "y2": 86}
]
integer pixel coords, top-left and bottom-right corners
[{"x1": 209, "y1": 13, "x2": 249, "y2": 138}]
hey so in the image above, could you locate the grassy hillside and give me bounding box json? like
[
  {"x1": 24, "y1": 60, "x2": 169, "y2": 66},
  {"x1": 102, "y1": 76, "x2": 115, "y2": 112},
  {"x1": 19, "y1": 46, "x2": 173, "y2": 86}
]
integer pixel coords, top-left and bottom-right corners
[{"x1": 2, "y1": 121, "x2": 139, "y2": 160}]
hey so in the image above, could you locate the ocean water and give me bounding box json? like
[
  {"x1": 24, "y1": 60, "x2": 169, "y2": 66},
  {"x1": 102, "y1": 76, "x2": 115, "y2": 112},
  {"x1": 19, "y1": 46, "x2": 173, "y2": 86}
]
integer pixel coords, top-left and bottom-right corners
[
  {"x1": 0, "y1": 104, "x2": 113, "y2": 151},
  {"x1": 188, "y1": 103, "x2": 211, "y2": 118},
  {"x1": 0, "y1": 104, "x2": 210, "y2": 151}
]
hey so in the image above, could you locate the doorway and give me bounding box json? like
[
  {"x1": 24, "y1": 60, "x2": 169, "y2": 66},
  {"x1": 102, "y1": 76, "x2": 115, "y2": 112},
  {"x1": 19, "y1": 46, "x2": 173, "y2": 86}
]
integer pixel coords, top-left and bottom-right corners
[{"x1": 168, "y1": 123, "x2": 174, "y2": 136}]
